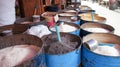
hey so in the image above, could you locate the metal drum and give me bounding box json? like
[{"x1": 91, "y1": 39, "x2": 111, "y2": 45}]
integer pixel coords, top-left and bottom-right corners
[
  {"x1": 82, "y1": 33, "x2": 120, "y2": 67},
  {"x1": 42, "y1": 33, "x2": 82, "y2": 67},
  {"x1": 80, "y1": 22, "x2": 114, "y2": 38},
  {"x1": 0, "y1": 34, "x2": 43, "y2": 67}
]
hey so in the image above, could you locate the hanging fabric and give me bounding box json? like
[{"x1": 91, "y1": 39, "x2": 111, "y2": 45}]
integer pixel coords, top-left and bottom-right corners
[{"x1": 0, "y1": 0, "x2": 16, "y2": 26}]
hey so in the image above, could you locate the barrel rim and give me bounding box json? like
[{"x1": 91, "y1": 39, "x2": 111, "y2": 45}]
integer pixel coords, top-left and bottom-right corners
[
  {"x1": 0, "y1": 34, "x2": 43, "y2": 48},
  {"x1": 0, "y1": 34, "x2": 43, "y2": 66},
  {"x1": 80, "y1": 22, "x2": 115, "y2": 33},
  {"x1": 49, "y1": 22, "x2": 80, "y2": 33},
  {"x1": 79, "y1": 13, "x2": 106, "y2": 23}
]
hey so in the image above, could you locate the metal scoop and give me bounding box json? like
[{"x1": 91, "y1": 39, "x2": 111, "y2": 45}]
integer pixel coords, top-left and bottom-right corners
[
  {"x1": 84, "y1": 39, "x2": 98, "y2": 51},
  {"x1": 84, "y1": 39, "x2": 114, "y2": 51}
]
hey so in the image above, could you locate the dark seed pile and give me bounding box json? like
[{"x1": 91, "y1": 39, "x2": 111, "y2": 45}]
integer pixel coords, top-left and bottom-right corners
[{"x1": 44, "y1": 35, "x2": 78, "y2": 54}]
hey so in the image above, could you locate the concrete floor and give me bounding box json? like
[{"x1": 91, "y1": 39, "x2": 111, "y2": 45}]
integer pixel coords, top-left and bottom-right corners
[{"x1": 81, "y1": 1, "x2": 120, "y2": 36}]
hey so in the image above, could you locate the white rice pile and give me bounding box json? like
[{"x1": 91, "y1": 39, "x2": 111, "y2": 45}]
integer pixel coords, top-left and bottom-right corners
[{"x1": 83, "y1": 28, "x2": 109, "y2": 33}]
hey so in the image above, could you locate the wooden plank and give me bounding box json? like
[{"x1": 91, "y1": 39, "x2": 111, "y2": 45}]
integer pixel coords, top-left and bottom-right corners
[{"x1": 19, "y1": 0, "x2": 44, "y2": 17}]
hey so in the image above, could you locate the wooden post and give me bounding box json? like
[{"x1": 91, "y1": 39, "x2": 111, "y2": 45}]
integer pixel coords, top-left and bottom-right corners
[
  {"x1": 45, "y1": 0, "x2": 51, "y2": 6},
  {"x1": 18, "y1": 0, "x2": 45, "y2": 17}
]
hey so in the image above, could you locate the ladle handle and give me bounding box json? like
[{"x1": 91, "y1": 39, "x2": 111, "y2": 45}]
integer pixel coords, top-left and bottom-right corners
[
  {"x1": 55, "y1": 26, "x2": 61, "y2": 42},
  {"x1": 91, "y1": 12, "x2": 95, "y2": 22}
]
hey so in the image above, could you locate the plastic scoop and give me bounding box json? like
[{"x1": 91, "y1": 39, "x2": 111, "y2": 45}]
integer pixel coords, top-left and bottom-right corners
[
  {"x1": 55, "y1": 25, "x2": 74, "y2": 49},
  {"x1": 91, "y1": 11, "x2": 95, "y2": 22},
  {"x1": 55, "y1": 26, "x2": 61, "y2": 42}
]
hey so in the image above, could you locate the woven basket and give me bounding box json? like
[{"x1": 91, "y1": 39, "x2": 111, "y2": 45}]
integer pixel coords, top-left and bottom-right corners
[
  {"x1": 0, "y1": 24, "x2": 29, "y2": 36},
  {"x1": 0, "y1": 34, "x2": 43, "y2": 67}
]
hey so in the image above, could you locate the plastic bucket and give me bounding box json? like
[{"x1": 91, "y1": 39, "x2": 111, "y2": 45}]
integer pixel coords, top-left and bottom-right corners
[
  {"x1": 0, "y1": 34, "x2": 43, "y2": 67},
  {"x1": 80, "y1": 22, "x2": 114, "y2": 38},
  {"x1": 42, "y1": 33, "x2": 82, "y2": 67},
  {"x1": 49, "y1": 22, "x2": 80, "y2": 36},
  {"x1": 82, "y1": 33, "x2": 120, "y2": 67}
]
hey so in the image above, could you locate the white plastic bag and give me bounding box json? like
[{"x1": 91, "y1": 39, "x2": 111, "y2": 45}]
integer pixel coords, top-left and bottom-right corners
[{"x1": 27, "y1": 25, "x2": 51, "y2": 38}]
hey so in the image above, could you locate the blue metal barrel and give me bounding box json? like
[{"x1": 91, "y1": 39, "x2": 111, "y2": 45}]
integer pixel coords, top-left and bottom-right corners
[
  {"x1": 46, "y1": 49, "x2": 81, "y2": 67},
  {"x1": 73, "y1": 20, "x2": 81, "y2": 25},
  {"x1": 80, "y1": 22, "x2": 114, "y2": 38},
  {"x1": 82, "y1": 33, "x2": 120, "y2": 67},
  {"x1": 43, "y1": 33, "x2": 82, "y2": 67},
  {"x1": 50, "y1": 22, "x2": 80, "y2": 36}
]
